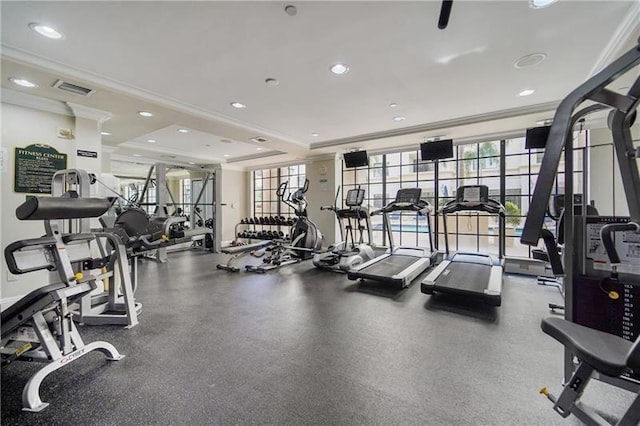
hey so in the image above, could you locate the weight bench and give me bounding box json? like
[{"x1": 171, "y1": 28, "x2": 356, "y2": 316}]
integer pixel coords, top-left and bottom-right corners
[
  {"x1": 217, "y1": 240, "x2": 271, "y2": 272},
  {"x1": 540, "y1": 316, "x2": 640, "y2": 425},
  {"x1": 2, "y1": 196, "x2": 125, "y2": 412}
]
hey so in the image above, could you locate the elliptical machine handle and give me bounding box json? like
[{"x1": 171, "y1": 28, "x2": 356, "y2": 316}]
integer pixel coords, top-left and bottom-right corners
[
  {"x1": 601, "y1": 222, "x2": 639, "y2": 265},
  {"x1": 302, "y1": 178, "x2": 310, "y2": 193},
  {"x1": 320, "y1": 206, "x2": 334, "y2": 211},
  {"x1": 276, "y1": 181, "x2": 288, "y2": 198}
]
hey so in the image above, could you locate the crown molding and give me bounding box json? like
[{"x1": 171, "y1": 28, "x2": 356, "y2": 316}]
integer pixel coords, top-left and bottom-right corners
[
  {"x1": 588, "y1": 0, "x2": 640, "y2": 77},
  {"x1": 310, "y1": 101, "x2": 559, "y2": 150},
  {"x1": 1, "y1": 88, "x2": 72, "y2": 116},
  {"x1": 2, "y1": 45, "x2": 307, "y2": 148},
  {"x1": 66, "y1": 102, "x2": 112, "y2": 124}
]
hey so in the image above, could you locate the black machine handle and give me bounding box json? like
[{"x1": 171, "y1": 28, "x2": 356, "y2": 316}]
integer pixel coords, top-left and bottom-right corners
[
  {"x1": 600, "y1": 222, "x2": 639, "y2": 265},
  {"x1": 4, "y1": 236, "x2": 58, "y2": 274},
  {"x1": 540, "y1": 229, "x2": 563, "y2": 276},
  {"x1": 276, "y1": 181, "x2": 288, "y2": 198},
  {"x1": 320, "y1": 206, "x2": 335, "y2": 211},
  {"x1": 302, "y1": 178, "x2": 310, "y2": 193}
]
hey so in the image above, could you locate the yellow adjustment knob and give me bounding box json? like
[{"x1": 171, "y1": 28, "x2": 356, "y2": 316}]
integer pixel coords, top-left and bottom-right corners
[
  {"x1": 539, "y1": 387, "x2": 549, "y2": 396},
  {"x1": 74, "y1": 272, "x2": 84, "y2": 281},
  {"x1": 162, "y1": 235, "x2": 169, "y2": 242},
  {"x1": 609, "y1": 291, "x2": 620, "y2": 300}
]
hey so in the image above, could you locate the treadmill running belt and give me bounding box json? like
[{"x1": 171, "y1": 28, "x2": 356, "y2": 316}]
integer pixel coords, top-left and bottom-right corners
[
  {"x1": 435, "y1": 262, "x2": 491, "y2": 294},
  {"x1": 357, "y1": 255, "x2": 419, "y2": 277}
]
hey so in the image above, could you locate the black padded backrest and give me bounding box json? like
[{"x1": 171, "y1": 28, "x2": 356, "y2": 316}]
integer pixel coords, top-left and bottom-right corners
[{"x1": 16, "y1": 197, "x2": 111, "y2": 221}]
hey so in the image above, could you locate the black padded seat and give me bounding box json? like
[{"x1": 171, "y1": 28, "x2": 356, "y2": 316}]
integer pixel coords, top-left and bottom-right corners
[
  {"x1": 541, "y1": 317, "x2": 633, "y2": 377},
  {"x1": 1, "y1": 283, "x2": 66, "y2": 337}
]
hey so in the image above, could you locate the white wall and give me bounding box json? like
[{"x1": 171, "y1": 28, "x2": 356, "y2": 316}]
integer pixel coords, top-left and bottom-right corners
[
  {"x1": 1, "y1": 101, "x2": 106, "y2": 303},
  {"x1": 219, "y1": 168, "x2": 249, "y2": 243},
  {"x1": 304, "y1": 156, "x2": 341, "y2": 247},
  {"x1": 1, "y1": 103, "x2": 77, "y2": 301}
]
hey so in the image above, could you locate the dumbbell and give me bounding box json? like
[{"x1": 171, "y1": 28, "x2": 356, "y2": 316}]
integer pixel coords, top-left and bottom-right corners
[
  {"x1": 240, "y1": 218, "x2": 246, "y2": 224},
  {"x1": 248, "y1": 217, "x2": 254, "y2": 224},
  {"x1": 254, "y1": 216, "x2": 260, "y2": 225},
  {"x1": 259, "y1": 216, "x2": 265, "y2": 224}
]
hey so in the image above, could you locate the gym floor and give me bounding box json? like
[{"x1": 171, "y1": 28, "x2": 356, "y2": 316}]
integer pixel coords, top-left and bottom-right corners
[{"x1": 1, "y1": 250, "x2": 635, "y2": 425}]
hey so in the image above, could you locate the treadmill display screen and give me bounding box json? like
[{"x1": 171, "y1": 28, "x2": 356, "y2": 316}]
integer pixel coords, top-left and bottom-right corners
[
  {"x1": 345, "y1": 188, "x2": 365, "y2": 206},
  {"x1": 395, "y1": 188, "x2": 422, "y2": 203},
  {"x1": 458, "y1": 185, "x2": 489, "y2": 203}
]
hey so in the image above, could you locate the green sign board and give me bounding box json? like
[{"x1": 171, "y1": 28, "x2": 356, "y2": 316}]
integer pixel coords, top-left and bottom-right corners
[{"x1": 14, "y1": 144, "x2": 68, "y2": 194}]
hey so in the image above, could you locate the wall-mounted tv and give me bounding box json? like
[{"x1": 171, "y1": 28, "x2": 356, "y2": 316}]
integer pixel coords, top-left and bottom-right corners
[
  {"x1": 525, "y1": 126, "x2": 551, "y2": 149},
  {"x1": 344, "y1": 150, "x2": 369, "y2": 168},
  {"x1": 420, "y1": 139, "x2": 454, "y2": 161}
]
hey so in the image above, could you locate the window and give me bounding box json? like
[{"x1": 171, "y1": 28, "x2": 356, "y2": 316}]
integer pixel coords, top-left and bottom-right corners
[{"x1": 253, "y1": 164, "x2": 306, "y2": 217}]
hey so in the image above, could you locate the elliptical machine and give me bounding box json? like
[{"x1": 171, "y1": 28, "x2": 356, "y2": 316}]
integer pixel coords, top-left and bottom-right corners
[
  {"x1": 313, "y1": 186, "x2": 375, "y2": 272},
  {"x1": 246, "y1": 178, "x2": 323, "y2": 273}
]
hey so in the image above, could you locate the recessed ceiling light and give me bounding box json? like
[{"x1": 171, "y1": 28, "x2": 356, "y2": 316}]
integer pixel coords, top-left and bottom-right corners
[
  {"x1": 393, "y1": 116, "x2": 406, "y2": 122},
  {"x1": 311, "y1": 133, "x2": 319, "y2": 137},
  {"x1": 100, "y1": 131, "x2": 111, "y2": 136},
  {"x1": 132, "y1": 154, "x2": 142, "y2": 157},
  {"x1": 518, "y1": 89, "x2": 535, "y2": 97},
  {"x1": 284, "y1": 5, "x2": 297, "y2": 16},
  {"x1": 177, "y1": 128, "x2": 189, "y2": 133},
  {"x1": 28, "y1": 23, "x2": 63, "y2": 39},
  {"x1": 330, "y1": 64, "x2": 350, "y2": 75},
  {"x1": 230, "y1": 102, "x2": 246, "y2": 109},
  {"x1": 529, "y1": 0, "x2": 558, "y2": 9},
  {"x1": 220, "y1": 139, "x2": 233, "y2": 144},
  {"x1": 147, "y1": 139, "x2": 156, "y2": 143},
  {"x1": 9, "y1": 77, "x2": 37, "y2": 88},
  {"x1": 514, "y1": 53, "x2": 547, "y2": 69},
  {"x1": 223, "y1": 154, "x2": 230, "y2": 157},
  {"x1": 138, "y1": 111, "x2": 153, "y2": 117},
  {"x1": 256, "y1": 147, "x2": 263, "y2": 151},
  {"x1": 389, "y1": 103, "x2": 398, "y2": 108},
  {"x1": 265, "y1": 78, "x2": 280, "y2": 86},
  {"x1": 188, "y1": 161, "x2": 195, "y2": 165}
]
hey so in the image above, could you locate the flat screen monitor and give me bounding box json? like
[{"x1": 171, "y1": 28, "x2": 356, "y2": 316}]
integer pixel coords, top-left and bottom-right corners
[
  {"x1": 420, "y1": 139, "x2": 454, "y2": 161},
  {"x1": 344, "y1": 151, "x2": 369, "y2": 168},
  {"x1": 525, "y1": 126, "x2": 551, "y2": 149}
]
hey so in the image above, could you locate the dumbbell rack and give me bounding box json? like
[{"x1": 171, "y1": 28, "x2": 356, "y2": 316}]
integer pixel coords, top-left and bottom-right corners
[{"x1": 234, "y1": 219, "x2": 293, "y2": 243}]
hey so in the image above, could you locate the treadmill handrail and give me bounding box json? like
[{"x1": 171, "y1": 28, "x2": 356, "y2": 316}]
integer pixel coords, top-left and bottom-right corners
[
  {"x1": 441, "y1": 199, "x2": 505, "y2": 216},
  {"x1": 372, "y1": 200, "x2": 432, "y2": 216}
]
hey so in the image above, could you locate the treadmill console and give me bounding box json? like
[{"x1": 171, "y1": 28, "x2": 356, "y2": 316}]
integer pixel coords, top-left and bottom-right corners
[
  {"x1": 345, "y1": 188, "x2": 365, "y2": 207},
  {"x1": 457, "y1": 185, "x2": 489, "y2": 203},
  {"x1": 395, "y1": 188, "x2": 422, "y2": 204}
]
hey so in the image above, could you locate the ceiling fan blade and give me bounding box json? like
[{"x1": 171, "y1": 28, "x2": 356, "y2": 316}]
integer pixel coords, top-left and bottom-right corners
[{"x1": 438, "y1": 0, "x2": 454, "y2": 30}]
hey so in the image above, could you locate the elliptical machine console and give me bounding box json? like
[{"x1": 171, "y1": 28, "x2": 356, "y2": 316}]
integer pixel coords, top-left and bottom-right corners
[
  {"x1": 246, "y1": 179, "x2": 323, "y2": 273},
  {"x1": 313, "y1": 186, "x2": 375, "y2": 272},
  {"x1": 281, "y1": 179, "x2": 323, "y2": 259}
]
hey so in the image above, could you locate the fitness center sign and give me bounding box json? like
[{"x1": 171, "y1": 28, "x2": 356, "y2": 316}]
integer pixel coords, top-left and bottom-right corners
[{"x1": 14, "y1": 144, "x2": 67, "y2": 194}]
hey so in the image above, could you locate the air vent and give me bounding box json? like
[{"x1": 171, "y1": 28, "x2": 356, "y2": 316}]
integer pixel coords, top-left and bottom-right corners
[
  {"x1": 250, "y1": 136, "x2": 270, "y2": 144},
  {"x1": 53, "y1": 79, "x2": 95, "y2": 96},
  {"x1": 160, "y1": 155, "x2": 176, "y2": 159}
]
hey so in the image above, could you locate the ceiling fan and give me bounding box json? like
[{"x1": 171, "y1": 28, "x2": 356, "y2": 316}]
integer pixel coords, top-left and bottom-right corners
[{"x1": 438, "y1": 0, "x2": 453, "y2": 30}]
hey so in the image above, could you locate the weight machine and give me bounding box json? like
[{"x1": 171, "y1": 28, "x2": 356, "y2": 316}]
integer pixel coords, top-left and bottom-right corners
[{"x1": 521, "y1": 38, "x2": 640, "y2": 425}]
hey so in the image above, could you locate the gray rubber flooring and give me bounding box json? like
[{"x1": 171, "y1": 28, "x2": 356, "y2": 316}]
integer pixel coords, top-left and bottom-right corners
[{"x1": 1, "y1": 250, "x2": 636, "y2": 425}]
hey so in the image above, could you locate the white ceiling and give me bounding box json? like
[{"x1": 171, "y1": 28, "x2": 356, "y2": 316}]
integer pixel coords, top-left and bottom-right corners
[{"x1": 2, "y1": 1, "x2": 640, "y2": 175}]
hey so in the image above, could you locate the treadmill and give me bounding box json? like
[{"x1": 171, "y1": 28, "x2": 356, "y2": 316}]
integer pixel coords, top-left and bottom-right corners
[
  {"x1": 347, "y1": 188, "x2": 435, "y2": 288},
  {"x1": 421, "y1": 185, "x2": 505, "y2": 306}
]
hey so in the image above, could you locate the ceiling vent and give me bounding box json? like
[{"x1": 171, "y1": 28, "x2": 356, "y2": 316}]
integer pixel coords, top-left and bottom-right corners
[
  {"x1": 250, "y1": 136, "x2": 270, "y2": 144},
  {"x1": 53, "y1": 79, "x2": 95, "y2": 96}
]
